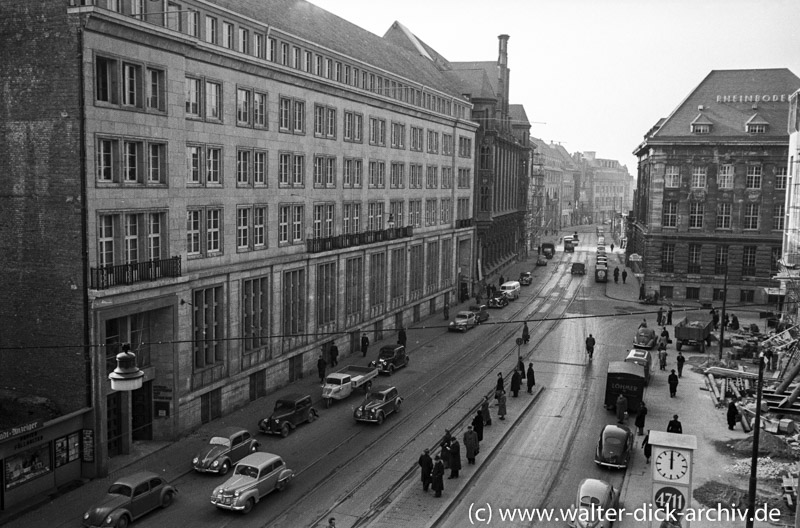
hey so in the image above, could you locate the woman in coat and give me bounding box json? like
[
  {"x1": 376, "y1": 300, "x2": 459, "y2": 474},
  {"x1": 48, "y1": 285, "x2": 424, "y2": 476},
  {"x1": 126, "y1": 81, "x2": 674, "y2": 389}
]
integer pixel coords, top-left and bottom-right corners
[
  {"x1": 510, "y1": 369, "x2": 522, "y2": 397},
  {"x1": 526, "y1": 363, "x2": 536, "y2": 394},
  {"x1": 498, "y1": 391, "x2": 507, "y2": 420},
  {"x1": 472, "y1": 411, "x2": 484, "y2": 442},
  {"x1": 431, "y1": 455, "x2": 445, "y2": 497},
  {"x1": 463, "y1": 426, "x2": 479, "y2": 464},
  {"x1": 481, "y1": 397, "x2": 492, "y2": 426}
]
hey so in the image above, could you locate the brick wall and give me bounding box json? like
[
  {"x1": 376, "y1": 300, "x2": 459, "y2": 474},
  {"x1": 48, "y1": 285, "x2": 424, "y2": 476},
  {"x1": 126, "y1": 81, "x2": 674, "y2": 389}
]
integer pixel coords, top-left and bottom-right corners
[{"x1": 0, "y1": 1, "x2": 88, "y2": 414}]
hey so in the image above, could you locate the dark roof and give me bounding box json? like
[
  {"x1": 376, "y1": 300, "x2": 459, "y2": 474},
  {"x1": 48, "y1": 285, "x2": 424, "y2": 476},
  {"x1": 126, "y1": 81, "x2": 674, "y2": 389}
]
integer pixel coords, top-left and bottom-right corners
[
  {"x1": 646, "y1": 68, "x2": 800, "y2": 142},
  {"x1": 442, "y1": 68, "x2": 496, "y2": 100},
  {"x1": 209, "y1": 0, "x2": 462, "y2": 96},
  {"x1": 509, "y1": 104, "x2": 530, "y2": 126},
  {"x1": 450, "y1": 61, "x2": 499, "y2": 95}
]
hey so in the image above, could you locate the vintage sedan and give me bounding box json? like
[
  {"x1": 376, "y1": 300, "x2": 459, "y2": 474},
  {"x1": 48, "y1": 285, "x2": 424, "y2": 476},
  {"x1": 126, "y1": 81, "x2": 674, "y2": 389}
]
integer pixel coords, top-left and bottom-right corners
[
  {"x1": 567, "y1": 478, "x2": 619, "y2": 528},
  {"x1": 370, "y1": 345, "x2": 409, "y2": 375},
  {"x1": 594, "y1": 424, "x2": 635, "y2": 469},
  {"x1": 449, "y1": 311, "x2": 478, "y2": 332},
  {"x1": 258, "y1": 394, "x2": 318, "y2": 438},
  {"x1": 469, "y1": 304, "x2": 490, "y2": 322},
  {"x1": 536, "y1": 255, "x2": 548, "y2": 266},
  {"x1": 354, "y1": 386, "x2": 402, "y2": 424},
  {"x1": 633, "y1": 327, "x2": 657, "y2": 349},
  {"x1": 519, "y1": 271, "x2": 533, "y2": 285},
  {"x1": 210, "y1": 452, "x2": 294, "y2": 514},
  {"x1": 192, "y1": 427, "x2": 259, "y2": 475},
  {"x1": 487, "y1": 291, "x2": 509, "y2": 308},
  {"x1": 82, "y1": 471, "x2": 176, "y2": 528}
]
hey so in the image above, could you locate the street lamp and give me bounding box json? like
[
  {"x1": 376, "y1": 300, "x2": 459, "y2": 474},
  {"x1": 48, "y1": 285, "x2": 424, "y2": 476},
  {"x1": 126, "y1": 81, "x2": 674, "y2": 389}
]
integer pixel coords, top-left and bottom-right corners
[{"x1": 108, "y1": 343, "x2": 144, "y2": 391}]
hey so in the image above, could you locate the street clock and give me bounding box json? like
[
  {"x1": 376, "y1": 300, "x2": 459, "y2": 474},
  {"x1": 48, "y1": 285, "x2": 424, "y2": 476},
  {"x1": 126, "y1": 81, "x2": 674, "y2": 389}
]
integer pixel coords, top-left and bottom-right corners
[{"x1": 649, "y1": 431, "x2": 697, "y2": 528}]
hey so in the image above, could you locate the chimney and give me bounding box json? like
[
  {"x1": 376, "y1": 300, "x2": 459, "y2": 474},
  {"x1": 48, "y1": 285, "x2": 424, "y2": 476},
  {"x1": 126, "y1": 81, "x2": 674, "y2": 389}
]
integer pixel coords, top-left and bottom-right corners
[{"x1": 497, "y1": 34, "x2": 510, "y2": 118}]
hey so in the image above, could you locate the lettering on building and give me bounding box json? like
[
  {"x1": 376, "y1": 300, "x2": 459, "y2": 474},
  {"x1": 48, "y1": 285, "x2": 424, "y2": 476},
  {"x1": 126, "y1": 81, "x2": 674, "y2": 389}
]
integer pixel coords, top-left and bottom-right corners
[{"x1": 715, "y1": 94, "x2": 789, "y2": 103}]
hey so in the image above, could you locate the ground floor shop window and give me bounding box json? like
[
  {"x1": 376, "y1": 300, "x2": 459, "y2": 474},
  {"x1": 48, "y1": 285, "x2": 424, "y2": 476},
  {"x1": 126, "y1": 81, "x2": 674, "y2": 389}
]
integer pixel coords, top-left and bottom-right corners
[
  {"x1": 4, "y1": 444, "x2": 51, "y2": 490},
  {"x1": 54, "y1": 432, "x2": 81, "y2": 468}
]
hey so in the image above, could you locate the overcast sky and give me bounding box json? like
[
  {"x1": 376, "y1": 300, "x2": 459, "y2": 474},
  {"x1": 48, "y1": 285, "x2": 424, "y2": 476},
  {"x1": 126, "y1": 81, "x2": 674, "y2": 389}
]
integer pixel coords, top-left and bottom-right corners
[{"x1": 309, "y1": 0, "x2": 800, "y2": 176}]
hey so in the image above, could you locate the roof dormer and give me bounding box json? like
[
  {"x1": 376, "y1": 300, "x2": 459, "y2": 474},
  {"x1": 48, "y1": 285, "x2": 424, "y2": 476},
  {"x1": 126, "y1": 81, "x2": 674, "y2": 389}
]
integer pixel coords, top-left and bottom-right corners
[
  {"x1": 745, "y1": 113, "x2": 769, "y2": 134},
  {"x1": 690, "y1": 113, "x2": 713, "y2": 134}
]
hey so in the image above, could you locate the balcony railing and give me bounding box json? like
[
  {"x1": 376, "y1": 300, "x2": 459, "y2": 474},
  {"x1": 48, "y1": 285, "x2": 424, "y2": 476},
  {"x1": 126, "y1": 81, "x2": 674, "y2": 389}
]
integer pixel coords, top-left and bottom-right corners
[
  {"x1": 306, "y1": 227, "x2": 414, "y2": 253},
  {"x1": 455, "y1": 218, "x2": 474, "y2": 229},
  {"x1": 91, "y1": 256, "x2": 182, "y2": 290}
]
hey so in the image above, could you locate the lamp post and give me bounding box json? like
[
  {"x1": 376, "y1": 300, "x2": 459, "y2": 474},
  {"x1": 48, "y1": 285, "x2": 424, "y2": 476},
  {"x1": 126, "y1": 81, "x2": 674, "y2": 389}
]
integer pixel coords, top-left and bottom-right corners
[
  {"x1": 745, "y1": 352, "x2": 766, "y2": 528},
  {"x1": 108, "y1": 343, "x2": 144, "y2": 392},
  {"x1": 718, "y1": 268, "x2": 729, "y2": 360}
]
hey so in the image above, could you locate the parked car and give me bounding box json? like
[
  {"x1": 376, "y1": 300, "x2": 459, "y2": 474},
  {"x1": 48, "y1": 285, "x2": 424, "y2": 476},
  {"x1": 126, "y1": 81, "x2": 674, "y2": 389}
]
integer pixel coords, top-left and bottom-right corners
[
  {"x1": 354, "y1": 386, "x2": 403, "y2": 424},
  {"x1": 370, "y1": 344, "x2": 409, "y2": 375},
  {"x1": 469, "y1": 304, "x2": 490, "y2": 322},
  {"x1": 210, "y1": 453, "x2": 294, "y2": 514},
  {"x1": 594, "y1": 424, "x2": 635, "y2": 469},
  {"x1": 488, "y1": 291, "x2": 509, "y2": 308},
  {"x1": 258, "y1": 394, "x2": 318, "y2": 437},
  {"x1": 625, "y1": 348, "x2": 653, "y2": 385},
  {"x1": 82, "y1": 471, "x2": 177, "y2": 528},
  {"x1": 567, "y1": 478, "x2": 619, "y2": 528},
  {"x1": 322, "y1": 365, "x2": 378, "y2": 407},
  {"x1": 536, "y1": 255, "x2": 548, "y2": 266},
  {"x1": 499, "y1": 281, "x2": 521, "y2": 300},
  {"x1": 519, "y1": 271, "x2": 533, "y2": 285},
  {"x1": 449, "y1": 311, "x2": 478, "y2": 332},
  {"x1": 192, "y1": 427, "x2": 260, "y2": 475},
  {"x1": 633, "y1": 327, "x2": 657, "y2": 349}
]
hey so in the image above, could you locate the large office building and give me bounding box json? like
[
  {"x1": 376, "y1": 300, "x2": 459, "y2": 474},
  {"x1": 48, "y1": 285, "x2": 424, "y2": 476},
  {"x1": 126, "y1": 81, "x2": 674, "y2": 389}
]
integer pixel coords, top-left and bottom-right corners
[
  {"x1": 0, "y1": 0, "x2": 479, "y2": 509},
  {"x1": 630, "y1": 69, "x2": 800, "y2": 305}
]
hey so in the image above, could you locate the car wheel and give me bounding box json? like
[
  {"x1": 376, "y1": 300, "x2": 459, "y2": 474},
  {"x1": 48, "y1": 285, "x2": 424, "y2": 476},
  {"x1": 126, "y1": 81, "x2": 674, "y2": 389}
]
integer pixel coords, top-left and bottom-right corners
[
  {"x1": 325, "y1": 398, "x2": 332, "y2": 408},
  {"x1": 161, "y1": 490, "x2": 174, "y2": 508},
  {"x1": 388, "y1": 365, "x2": 395, "y2": 376},
  {"x1": 219, "y1": 460, "x2": 230, "y2": 476},
  {"x1": 116, "y1": 515, "x2": 130, "y2": 528},
  {"x1": 307, "y1": 410, "x2": 317, "y2": 423},
  {"x1": 276, "y1": 478, "x2": 287, "y2": 492},
  {"x1": 395, "y1": 399, "x2": 402, "y2": 412},
  {"x1": 280, "y1": 423, "x2": 290, "y2": 438},
  {"x1": 376, "y1": 412, "x2": 384, "y2": 425},
  {"x1": 364, "y1": 381, "x2": 372, "y2": 392},
  {"x1": 242, "y1": 498, "x2": 254, "y2": 515}
]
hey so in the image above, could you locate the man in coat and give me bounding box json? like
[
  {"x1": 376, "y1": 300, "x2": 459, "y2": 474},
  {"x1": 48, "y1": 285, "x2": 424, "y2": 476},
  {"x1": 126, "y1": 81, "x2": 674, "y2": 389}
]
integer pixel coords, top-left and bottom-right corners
[
  {"x1": 522, "y1": 322, "x2": 530, "y2": 344},
  {"x1": 622, "y1": 269, "x2": 628, "y2": 284},
  {"x1": 481, "y1": 397, "x2": 492, "y2": 427},
  {"x1": 463, "y1": 426, "x2": 479, "y2": 464},
  {"x1": 676, "y1": 351, "x2": 686, "y2": 377},
  {"x1": 443, "y1": 301, "x2": 449, "y2": 321},
  {"x1": 517, "y1": 359, "x2": 526, "y2": 379},
  {"x1": 448, "y1": 438, "x2": 461, "y2": 478},
  {"x1": 472, "y1": 411, "x2": 485, "y2": 442},
  {"x1": 613, "y1": 267, "x2": 620, "y2": 283},
  {"x1": 727, "y1": 400, "x2": 739, "y2": 430},
  {"x1": 510, "y1": 369, "x2": 522, "y2": 397},
  {"x1": 495, "y1": 373, "x2": 505, "y2": 397},
  {"x1": 431, "y1": 455, "x2": 445, "y2": 497},
  {"x1": 667, "y1": 306, "x2": 673, "y2": 325},
  {"x1": 361, "y1": 333, "x2": 370, "y2": 357},
  {"x1": 635, "y1": 401, "x2": 647, "y2": 435},
  {"x1": 656, "y1": 307, "x2": 664, "y2": 326},
  {"x1": 658, "y1": 348, "x2": 668, "y2": 371},
  {"x1": 615, "y1": 394, "x2": 628, "y2": 424},
  {"x1": 317, "y1": 355, "x2": 327, "y2": 384},
  {"x1": 397, "y1": 327, "x2": 407, "y2": 348},
  {"x1": 668, "y1": 369, "x2": 679, "y2": 397},
  {"x1": 526, "y1": 363, "x2": 536, "y2": 394},
  {"x1": 329, "y1": 343, "x2": 339, "y2": 367},
  {"x1": 418, "y1": 448, "x2": 433, "y2": 492},
  {"x1": 440, "y1": 429, "x2": 453, "y2": 469},
  {"x1": 642, "y1": 431, "x2": 652, "y2": 463},
  {"x1": 497, "y1": 391, "x2": 507, "y2": 420},
  {"x1": 667, "y1": 414, "x2": 683, "y2": 434},
  {"x1": 639, "y1": 283, "x2": 646, "y2": 300}
]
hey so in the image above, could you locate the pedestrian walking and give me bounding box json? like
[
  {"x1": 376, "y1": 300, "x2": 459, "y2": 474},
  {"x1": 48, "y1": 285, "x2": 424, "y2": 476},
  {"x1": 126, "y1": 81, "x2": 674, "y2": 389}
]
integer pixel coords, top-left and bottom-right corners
[
  {"x1": 440, "y1": 429, "x2": 453, "y2": 469},
  {"x1": 622, "y1": 269, "x2": 628, "y2": 284},
  {"x1": 499, "y1": 275, "x2": 505, "y2": 286},
  {"x1": 522, "y1": 322, "x2": 530, "y2": 344},
  {"x1": 361, "y1": 332, "x2": 370, "y2": 357},
  {"x1": 642, "y1": 431, "x2": 652, "y2": 463},
  {"x1": 657, "y1": 307, "x2": 664, "y2": 326},
  {"x1": 517, "y1": 358, "x2": 526, "y2": 379},
  {"x1": 727, "y1": 400, "x2": 739, "y2": 430},
  {"x1": 418, "y1": 448, "x2": 433, "y2": 492},
  {"x1": 329, "y1": 343, "x2": 339, "y2": 367},
  {"x1": 639, "y1": 318, "x2": 648, "y2": 329},
  {"x1": 510, "y1": 369, "x2": 522, "y2": 397},
  {"x1": 443, "y1": 301, "x2": 450, "y2": 321},
  {"x1": 639, "y1": 283, "x2": 646, "y2": 300},
  {"x1": 526, "y1": 363, "x2": 536, "y2": 394},
  {"x1": 658, "y1": 348, "x2": 667, "y2": 371},
  {"x1": 472, "y1": 411, "x2": 485, "y2": 441},
  {"x1": 431, "y1": 455, "x2": 445, "y2": 497},
  {"x1": 730, "y1": 314, "x2": 740, "y2": 331},
  {"x1": 317, "y1": 355, "x2": 327, "y2": 384},
  {"x1": 635, "y1": 402, "x2": 647, "y2": 435},
  {"x1": 667, "y1": 414, "x2": 683, "y2": 434},
  {"x1": 613, "y1": 267, "x2": 620, "y2": 283},
  {"x1": 668, "y1": 369, "x2": 679, "y2": 397},
  {"x1": 328, "y1": 517, "x2": 336, "y2": 528},
  {"x1": 448, "y1": 438, "x2": 461, "y2": 478},
  {"x1": 723, "y1": 313, "x2": 730, "y2": 329},
  {"x1": 610, "y1": 243, "x2": 615, "y2": 252},
  {"x1": 676, "y1": 351, "x2": 685, "y2": 377},
  {"x1": 398, "y1": 327, "x2": 407, "y2": 348},
  {"x1": 615, "y1": 394, "x2": 628, "y2": 424},
  {"x1": 495, "y1": 373, "x2": 505, "y2": 397},
  {"x1": 667, "y1": 306, "x2": 673, "y2": 325},
  {"x1": 711, "y1": 308, "x2": 719, "y2": 330},
  {"x1": 657, "y1": 332, "x2": 668, "y2": 352},
  {"x1": 497, "y1": 391, "x2": 507, "y2": 420},
  {"x1": 463, "y1": 426, "x2": 479, "y2": 464},
  {"x1": 481, "y1": 397, "x2": 492, "y2": 427}
]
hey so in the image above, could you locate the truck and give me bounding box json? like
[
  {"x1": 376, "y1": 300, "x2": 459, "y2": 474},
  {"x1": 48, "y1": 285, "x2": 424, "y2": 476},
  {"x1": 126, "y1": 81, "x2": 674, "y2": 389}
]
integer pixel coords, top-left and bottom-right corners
[
  {"x1": 674, "y1": 316, "x2": 713, "y2": 352},
  {"x1": 604, "y1": 361, "x2": 645, "y2": 413},
  {"x1": 541, "y1": 242, "x2": 555, "y2": 259},
  {"x1": 322, "y1": 365, "x2": 378, "y2": 407}
]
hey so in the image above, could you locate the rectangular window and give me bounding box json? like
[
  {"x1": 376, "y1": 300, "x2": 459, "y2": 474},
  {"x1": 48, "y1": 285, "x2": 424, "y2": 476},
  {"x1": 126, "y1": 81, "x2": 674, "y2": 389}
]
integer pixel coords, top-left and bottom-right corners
[
  {"x1": 99, "y1": 215, "x2": 115, "y2": 267},
  {"x1": 304, "y1": 50, "x2": 312, "y2": 72},
  {"x1": 410, "y1": 126, "x2": 423, "y2": 151},
  {"x1": 409, "y1": 199, "x2": 422, "y2": 228},
  {"x1": 391, "y1": 248, "x2": 405, "y2": 300},
  {"x1": 280, "y1": 42, "x2": 289, "y2": 65},
  {"x1": 242, "y1": 276, "x2": 269, "y2": 352},
  {"x1": 206, "y1": 147, "x2": 221, "y2": 184},
  {"x1": 254, "y1": 33, "x2": 265, "y2": 59},
  {"x1": 222, "y1": 22, "x2": 234, "y2": 49},
  {"x1": 187, "y1": 9, "x2": 199, "y2": 37},
  {"x1": 718, "y1": 164, "x2": 733, "y2": 189},
  {"x1": 390, "y1": 162, "x2": 405, "y2": 189},
  {"x1": 369, "y1": 253, "x2": 387, "y2": 308},
  {"x1": 121, "y1": 62, "x2": 141, "y2": 107},
  {"x1": 267, "y1": 37, "x2": 276, "y2": 61},
  {"x1": 743, "y1": 203, "x2": 760, "y2": 230},
  {"x1": 662, "y1": 201, "x2": 677, "y2": 227},
  {"x1": 691, "y1": 166, "x2": 706, "y2": 188},
  {"x1": 688, "y1": 244, "x2": 702, "y2": 274},
  {"x1": 279, "y1": 97, "x2": 305, "y2": 133},
  {"x1": 123, "y1": 214, "x2": 138, "y2": 264},
  {"x1": 254, "y1": 206, "x2": 266, "y2": 248},
  {"x1": 205, "y1": 16, "x2": 218, "y2": 45},
  {"x1": 95, "y1": 56, "x2": 118, "y2": 104},
  {"x1": 742, "y1": 246, "x2": 757, "y2": 276},
  {"x1": 236, "y1": 88, "x2": 252, "y2": 125},
  {"x1": 443, "y1": 134, "x2": 453, "y2": 156},
  {"x1": 746, "y1": 165, "x2": 762, "y2": 189},
  {"x1": 426, "y1": 165, "x2": 438, "y2": 189},
  {"x1": 206, "y1": 80, "x2": 221, "y2": 120},
  {"x1": 278, "y1": 204, "x2": 304, "y2": 244},
  {"x1": 313, "y1": 203, "x2": 335, "y2": 238},
  {"x1": 716, "y1": 203, "x2": 731, "y2": 229},
  {"x1": 715, "y1": 245, "x2": 728, "y2": 274},
  {"x1": 293, "y1": 155, "x2": 304, "y2": 186},
  {"x1": 689, "y1": 202, "x2": 704, "y2": 228},
  {"x1": 283, "y1": 269, "x2": 306, "y2": 336},
  {"x1": 206, "y1": 208, "x2": 221, "y2": 254},
  {"x1": 369, "y1": 117, "x2": 386, "y2": 146},
  {"x1": 236, "y1": 149, "x2": 251, "y2": 185},
  {"x1": 147, "y1": 143, "x2": 165, "y2": 183},
  {"x1": 344, "y1": 257, "x2": 363, "y2": 317},
  {"x1": 146, "y1": 68, "x2": 165, "y2": 112},
  {"x1": 426, "y1": 241, "x2": 439, "y2": 289},
  {"x1": 192, "y1": 285, "x2": 223, "y2": 369},
  {"x1": 253, "y1": 92, "x2": 267, "y2": 128},
  {"x1": 292, "y1": 46, "x2": 301, "y2": 69},
  {"x1": 279, "y1": 98, "x2": 291, "y2": 130},
  {"x1": 369, "y1": 160, "x2": 385, "y2": 188},
  {"x1": 440, "y1": 198, "x2": 452, "y2": 224},
  {"x1": 665, "y1": 165, "x2": 680, "y2": 188},
  {"x1": 391, "y1": 122, "x2": 405, "y2": 148},
  {"x1": 409, "y1": 164, "x2": 422, "y2": 189},
  {"x1": 147, "y1": 213, "x2": 161, "y2": 260},
  {"x1": 185, "y1": 77, "x2": 201, "y2": 117},
  {"x1": 457, "y1": 168, "x2": 471, "y2": 188},
  {"x1": 740, "y1": 290, "x2": 755, "y2": 303},
  {"x1": 313, "y1": 104, "x2": 336, "y2": 139},
  {"x1": 458, "y1": 136, "x2": 472, "y2": 158},
  {"x1": 776, "y1": 166, "x2": 788, "y2": 190},
  {"x1": 390, "y1": 200, "x2": 404, "y2": 228},
  {"x1": 441, "y1": 167, "x2": 453, "y2": 189},
  {"x1": 713, "y1": 289, "x2": 727, "y2": 302},
  {"x1": 685, "y1": 287, "x2": 700, "y2": 300},
  {"x1": 774, "y1": 203, "x2": 785, "y2": 230},
  {"x1": 316, "y1": 262, "x2": 336, "y2": 326},
  {"x1": 97, "y1": 138, "x2": 116, "y2": 182},
  {"x1": 122, "y1": 141, "x2": 141, "y2": 183},
  {"x1": 187, "y1": 209, "x2": 200, "y2": 255},
  {"x1": 427, "y1": 130, "x2": 439, "y2": 154},
  {"x1": 425, "y1": 199, "x2": 437, "y2": 226},
  {"x1": 237, "y1": 207, "x2": 250, "y2": 249},
  {"x1": 409, "y1": 245, "x2": 423, "y2": 294},
  {"x1": 661, "y1": 243, "x2": 675, "y2": 273},
  {"x1": 293, "y1": 100, "x2": 305, "y2": 133},
  {"x1": 238, "y1": 28, "x2": 249, "y2": 54}
]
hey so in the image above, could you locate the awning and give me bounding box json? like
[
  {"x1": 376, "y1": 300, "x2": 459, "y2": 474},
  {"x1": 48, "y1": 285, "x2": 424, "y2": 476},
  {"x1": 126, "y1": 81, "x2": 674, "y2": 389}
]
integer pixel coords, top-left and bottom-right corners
[{"x1": 764, "y1": 287, "x2": 785, "y2": 296}]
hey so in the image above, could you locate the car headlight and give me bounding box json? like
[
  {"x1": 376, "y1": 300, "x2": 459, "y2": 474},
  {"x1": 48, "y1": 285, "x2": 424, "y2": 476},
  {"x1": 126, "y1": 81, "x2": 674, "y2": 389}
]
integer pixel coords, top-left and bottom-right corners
[
  {"x1": 105, "y1": 515, "x2": 114, "y2": 524},
  {"x1": 192, "y1": 457, "x2": 199, "y2": 464},
  {"x1": 83, "y1": 512, "x2": 89, "y2": 520},
  {"x1": 274, "y1": 418, "x2": 280, "y2": 424},
  {"x1": 355, "y1": 409, "x2": 362, "y2": 417},
  {"x1": 234, "y1": 490, "x2": 241, "y2": 497},
  {"x1": 211, "y1": 460, "x2": 219, "y2": 467}
]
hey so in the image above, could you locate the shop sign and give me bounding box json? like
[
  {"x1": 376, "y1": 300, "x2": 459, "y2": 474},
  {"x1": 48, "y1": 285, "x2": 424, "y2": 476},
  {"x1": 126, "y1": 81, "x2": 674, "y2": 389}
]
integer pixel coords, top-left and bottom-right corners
[{"x1": 0, "y1": 420, "x2": 41, "y2": 444}]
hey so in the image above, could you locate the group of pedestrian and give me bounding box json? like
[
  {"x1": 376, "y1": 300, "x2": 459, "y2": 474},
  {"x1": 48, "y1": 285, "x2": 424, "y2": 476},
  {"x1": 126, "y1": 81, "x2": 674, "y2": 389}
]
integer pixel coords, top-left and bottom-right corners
[
  {"x1": 656, "y1": 306, "x2": 673, "y2": 327},
  {"x1": 611, "y1": 267, "x2": 628, "y2": 284}
]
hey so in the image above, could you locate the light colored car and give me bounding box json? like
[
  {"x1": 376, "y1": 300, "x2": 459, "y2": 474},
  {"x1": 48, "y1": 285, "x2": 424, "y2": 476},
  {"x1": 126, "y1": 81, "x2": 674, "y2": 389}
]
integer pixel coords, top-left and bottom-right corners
[
  {"x1": 82, "y1": 471, "x2": 176, "y2": 528},
  {"x1": 567, "y1": 478, "x2": 619, "y2": 528},
  {"x1": 192, "y1": 427, "x2": 259, "y2": 475},
  {"x1": 625, "y1": 349, "x2": 653, "y2": 384},
  {"x1": 633, "y1": 327, "x2": 657, "y2": 349},
  {"x1": 594, "y1": 424, "x2": 635, "y2": 469},
  {"x1": 211, "y1": 452, "x2": 294, "y2": 514},
  {"x1": 499, "y1": 281, "x2": 521, "y2": 300},
  {"x1": 449, "y1": 311, "x2": 478, "y2": 332}
]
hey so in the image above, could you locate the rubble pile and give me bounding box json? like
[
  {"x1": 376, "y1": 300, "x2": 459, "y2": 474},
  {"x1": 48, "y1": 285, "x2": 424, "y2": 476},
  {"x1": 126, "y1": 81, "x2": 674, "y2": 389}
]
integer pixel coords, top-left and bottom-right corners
[{"x1": 726, "y1": 457, "x2": 798, "y2": 480}]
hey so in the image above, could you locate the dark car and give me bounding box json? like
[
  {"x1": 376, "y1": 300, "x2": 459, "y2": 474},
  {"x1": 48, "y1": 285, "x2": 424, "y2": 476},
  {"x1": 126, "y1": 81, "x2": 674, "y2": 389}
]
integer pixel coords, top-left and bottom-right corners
[
  {"x1": 633, "y1": 327, "x2": 657, "y2": 349},
  {"x1": 192, "y1": 427, "x2": 260, "y2": 475},
  {"x1": 567, "y1": 478, "x2": 619, "y2": 528},
  {"x1": 82, "y1": 471, "x2": 176, "y2": 528},
  {"x1": 210, "y1": 452, "x2": 294, "y2": 514},
  {"x1": 541, "y1": 242, "x2": 555, "y2": 259},
  {"x1": 449, "y1": 311, "x2": 478, "y2": 332},
  {"x1": 469, "y1": 304, "x2": 490, "y2": 322},
  {"x1": 519, "y1": 271, "x2": 533, "y2": 285},
  {"x1": 354, "y1": 386, "x2": 403, "y2": 424},
  {"x1": 536, "y1": 255, "x2": 548, "y2": 266},
  {"x1": 370, "y1": 345, "x2": 409, "y2": 375},
  {"x1": 594, "y1": 424, "x2": 635, "y2": 469},
  {"x1": 258, "y1": 394, "x2": 318, "y2": 437},
  {"x1": 571, "y1": 262, "x2": 586, "y2": 275},
  {"x1": 487, "y1": 291, "x2": 509, "y2": 308}
]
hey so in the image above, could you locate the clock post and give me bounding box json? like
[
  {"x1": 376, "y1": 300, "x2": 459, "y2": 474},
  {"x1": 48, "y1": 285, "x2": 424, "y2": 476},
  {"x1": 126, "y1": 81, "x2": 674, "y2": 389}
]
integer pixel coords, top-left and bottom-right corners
[{"x1": 650, "y1": 431, "x2": 697, "y2": 527}]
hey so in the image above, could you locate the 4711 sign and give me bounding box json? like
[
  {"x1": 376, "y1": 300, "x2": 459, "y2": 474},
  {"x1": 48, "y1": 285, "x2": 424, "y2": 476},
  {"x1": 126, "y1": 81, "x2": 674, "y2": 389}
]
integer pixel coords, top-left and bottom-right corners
[{"x1": 653, "y1": 485, "x2": 687, "y2": 525}]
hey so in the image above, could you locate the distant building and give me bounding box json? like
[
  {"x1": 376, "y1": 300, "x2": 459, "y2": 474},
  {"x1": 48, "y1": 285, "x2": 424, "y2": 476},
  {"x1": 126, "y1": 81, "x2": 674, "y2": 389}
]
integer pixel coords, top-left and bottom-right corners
[
  {"x1": 777, "y1": 90, "x2": 800, "y2": 323},
  {"x1": 631, "y1": 69, "x2": 800, "y2": 305}
]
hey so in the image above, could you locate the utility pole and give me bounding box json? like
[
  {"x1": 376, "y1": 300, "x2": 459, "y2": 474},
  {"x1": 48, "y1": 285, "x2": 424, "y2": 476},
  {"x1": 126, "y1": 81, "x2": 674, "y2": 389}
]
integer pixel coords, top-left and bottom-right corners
[
  {"x1": 718, "y1": 269, "x2": 728, "y2": 360},
  {"x1": 746, "y1": 353, "x2": 765, "y2": 528}
]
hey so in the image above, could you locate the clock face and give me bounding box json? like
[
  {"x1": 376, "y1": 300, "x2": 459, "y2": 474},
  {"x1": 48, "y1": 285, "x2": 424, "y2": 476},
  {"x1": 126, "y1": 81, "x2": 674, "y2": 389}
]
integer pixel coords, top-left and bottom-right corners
[{"x1": 655, "y1": 450, "x2": 689, "y2": 481}]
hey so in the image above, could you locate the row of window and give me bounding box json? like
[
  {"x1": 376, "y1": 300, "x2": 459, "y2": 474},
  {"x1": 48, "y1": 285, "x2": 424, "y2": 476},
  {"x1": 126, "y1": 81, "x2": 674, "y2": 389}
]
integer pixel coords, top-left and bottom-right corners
[
  {"x1": 660, "y1": 244, "x2": 780, "y2": 276},
  {"x1": 662, "y1": 201, "x2": 783, "y2": 231},
  {"x1": 664, "y1": 165, "x2": 787, "y2": 190},
  {"x1": 100, "y1": 1, "x2": 469, "y2": 120},
  {"x1": 663, "y1": 285, "x2": 762, "y2": 303},
  {"x1": 690, "y1": 122, "x2": 769, "y2": 135}
]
